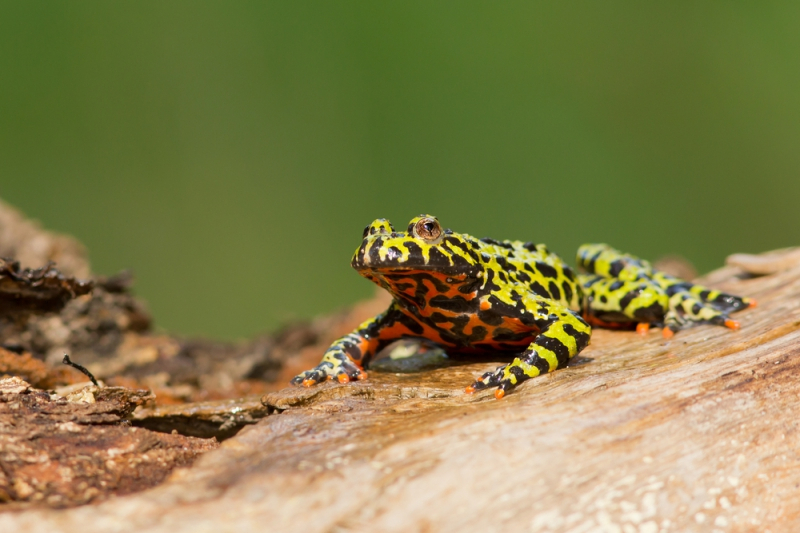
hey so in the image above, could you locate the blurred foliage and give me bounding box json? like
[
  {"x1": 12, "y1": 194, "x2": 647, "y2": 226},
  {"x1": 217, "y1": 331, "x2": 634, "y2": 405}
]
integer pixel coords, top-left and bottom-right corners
[{"x1": 2, "y1": 2, "x2": 799, "y2": 340}]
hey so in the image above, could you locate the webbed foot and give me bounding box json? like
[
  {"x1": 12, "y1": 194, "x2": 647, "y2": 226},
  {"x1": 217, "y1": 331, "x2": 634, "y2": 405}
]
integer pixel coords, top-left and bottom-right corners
[
  {"x1": 465, "y1": 357, "x2": 543, "y2": 400},
  {"x1": 659, "y1": 285, "x2": 755, "y2": 338},
  {"x1": 290, "y1": 349, "x2": 368, "y2": 387},
  {"x1": 465, "y1": 365, "x2": 506, "y2": 398}
]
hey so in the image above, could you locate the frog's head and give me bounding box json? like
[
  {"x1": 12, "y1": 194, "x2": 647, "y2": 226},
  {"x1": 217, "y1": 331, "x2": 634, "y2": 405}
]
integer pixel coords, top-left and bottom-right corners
[{"x1": 351, "y1": 215, "x2": 484, "y2": 298}]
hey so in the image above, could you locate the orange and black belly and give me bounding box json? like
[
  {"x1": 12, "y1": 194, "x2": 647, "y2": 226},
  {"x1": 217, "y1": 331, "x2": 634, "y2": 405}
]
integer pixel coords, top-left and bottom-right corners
[{"x1": 370, "y1": 269, "x2": 538, "y2": 353}]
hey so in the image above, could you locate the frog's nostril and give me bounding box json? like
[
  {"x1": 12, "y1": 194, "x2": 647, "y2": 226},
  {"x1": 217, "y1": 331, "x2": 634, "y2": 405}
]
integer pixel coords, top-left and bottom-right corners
[{"x1": 365, "y1": 219, "x2": 394, "y2": 236}]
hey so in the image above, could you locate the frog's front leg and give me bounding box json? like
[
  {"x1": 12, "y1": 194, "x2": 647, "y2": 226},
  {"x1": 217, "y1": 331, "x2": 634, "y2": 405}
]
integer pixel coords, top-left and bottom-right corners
[
  {"x1": 290, "y1": 303, "x2": 413, "y2": 387},
  {"x1": 466, "y1": 295, "x2": 592, "y2": 399}
]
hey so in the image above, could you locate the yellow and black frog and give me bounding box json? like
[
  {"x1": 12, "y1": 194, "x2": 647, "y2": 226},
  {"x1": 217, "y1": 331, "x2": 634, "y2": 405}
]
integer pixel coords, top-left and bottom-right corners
[{"x1": 292, "y1": 215, "x2": 755, "y2": 399}]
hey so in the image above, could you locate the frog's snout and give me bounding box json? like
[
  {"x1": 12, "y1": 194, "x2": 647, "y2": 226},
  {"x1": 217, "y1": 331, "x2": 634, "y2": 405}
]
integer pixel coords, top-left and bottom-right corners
[{"x1": 362, "y1": 218, "x2": 394, "y2": 238}]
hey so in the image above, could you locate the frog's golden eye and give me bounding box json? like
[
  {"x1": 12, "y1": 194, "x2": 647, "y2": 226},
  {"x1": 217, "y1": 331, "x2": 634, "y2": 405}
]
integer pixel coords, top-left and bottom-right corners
[{"x1": 414, "y1": 217, "x2": 442, "y2": 241}]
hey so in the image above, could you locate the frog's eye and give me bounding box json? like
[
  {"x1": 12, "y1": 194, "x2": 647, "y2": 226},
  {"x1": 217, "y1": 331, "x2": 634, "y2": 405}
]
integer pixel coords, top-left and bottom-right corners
[{"x1": 414, "y1": 217, "x2": 442, "y2": 241}]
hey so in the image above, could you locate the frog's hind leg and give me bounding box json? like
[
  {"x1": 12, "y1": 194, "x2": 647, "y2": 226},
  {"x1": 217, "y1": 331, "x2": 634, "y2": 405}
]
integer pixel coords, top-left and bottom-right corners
[
  {"x1": 577, "y1": 243, "x2": 667, "y2": 329},
  {"x1": 579, "y1": 274, "x2": 669, "y2": 332},
  {"x1": 577, "y1": 244, "x2": 754, "y2": 337},
  {"x1": 577, "y1": 243, "x2": 655, "y2": 280}
]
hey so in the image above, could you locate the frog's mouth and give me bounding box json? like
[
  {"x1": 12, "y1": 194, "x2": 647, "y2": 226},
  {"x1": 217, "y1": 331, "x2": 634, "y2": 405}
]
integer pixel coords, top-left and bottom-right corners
[
  {"x1": 351, "y1": 239, "x2": 481, "y2": 277},
  {"x1": 354, "y1": 264, "x2": 480, "y2": 277}
]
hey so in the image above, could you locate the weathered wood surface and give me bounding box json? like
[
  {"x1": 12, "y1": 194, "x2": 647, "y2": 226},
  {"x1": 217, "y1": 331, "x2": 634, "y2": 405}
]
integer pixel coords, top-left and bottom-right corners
[
  {"x1": 2, "y1": 253, "x2": 799, "y2": 532},
  {"x1": 0, "y1": 377, "x2": 218, "y2": 508}
]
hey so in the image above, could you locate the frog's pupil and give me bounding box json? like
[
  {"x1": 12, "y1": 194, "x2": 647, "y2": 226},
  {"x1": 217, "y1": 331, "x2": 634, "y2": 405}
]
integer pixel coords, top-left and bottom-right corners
[{"x1": 424, "y1": 222, "x2": 434, "y2": 233}]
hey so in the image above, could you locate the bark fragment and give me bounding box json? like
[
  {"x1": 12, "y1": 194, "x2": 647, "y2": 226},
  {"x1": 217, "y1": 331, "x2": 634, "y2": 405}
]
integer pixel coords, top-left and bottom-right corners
[
  {"x1": 0, "y1": 198, "x2": 91, "y2": 279},
  {"x1": 0, "y1": 378, "x2": 218, "y2": 509},
  {"x1": 0, "y1": 258, "x2": 92, "y2": 316}
]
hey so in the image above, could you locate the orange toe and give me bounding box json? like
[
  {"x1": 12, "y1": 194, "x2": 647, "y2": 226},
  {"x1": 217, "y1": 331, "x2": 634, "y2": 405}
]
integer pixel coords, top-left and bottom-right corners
[
  {"x1": 662, "y1": 328, "x2": 675, "y2": 339},
  {"x1": 357, "y1": 371, "x2": 368, "y2": 381},
  {"x1": 636, "y1": 323, "x2": 650, "y2": 336},
  {"x1": 494, "y1": 389, "x2": 505, "y2": 400},
  {"x1": 302, "y1": 379, "x2": 316, "y2": 388},
  {"x1": 725, "y1": 319, "x2": 741, "y2": 330},
  {"x1": 337, "y1": 373, "x2": 350, "y2": 383},
  {"x1": 465, "y1": 385, "x2": 476, "y2": 394},
  {"x1": 748, "y1": 298, "x2": 758, "y2": 308}
]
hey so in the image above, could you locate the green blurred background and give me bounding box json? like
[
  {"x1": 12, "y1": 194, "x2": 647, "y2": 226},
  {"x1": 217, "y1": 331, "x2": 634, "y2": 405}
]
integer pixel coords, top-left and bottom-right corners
[{"x1": 2, "y1": 2, "x2": 799, "y2": 340}]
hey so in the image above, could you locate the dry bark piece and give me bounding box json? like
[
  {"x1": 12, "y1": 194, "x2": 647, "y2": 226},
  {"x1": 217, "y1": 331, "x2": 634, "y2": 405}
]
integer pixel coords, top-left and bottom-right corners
[
  {"x1": 727, "y1": 247, "x2": 800, "y2": 275},
  {"x1": 0, "y1": 375, "x2": 30, "y2": 394},
  {"x1": 0, "y1": 258, "x2": 92, "y2": 315},
  {"x1": 0, "y1": 378, "x2": 217, "y2": 509},
  {"x1": 0, "y1": 272, "x2": 151, "y2": 371},
  {"x1": 0, "y1": 348, "x2": 51, "y2": 388},
  {"x1": 0, "y1": 348, "x2": 91, "y2": 391},
  {"x1": 0, "y1": 198, "x2": 91, "y2": 279}
]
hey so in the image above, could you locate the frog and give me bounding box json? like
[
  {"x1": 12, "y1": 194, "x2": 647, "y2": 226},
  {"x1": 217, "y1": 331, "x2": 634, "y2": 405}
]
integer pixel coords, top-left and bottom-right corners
[{"x1": 292, "y1": 215, "x2": 755, "y2": 399}]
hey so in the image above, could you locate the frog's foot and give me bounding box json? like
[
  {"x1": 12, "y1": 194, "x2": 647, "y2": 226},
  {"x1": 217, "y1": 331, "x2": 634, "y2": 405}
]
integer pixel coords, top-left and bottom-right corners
[
  {"x1": 290, "y1": 350, "x2": 367, "y2": 387},
  {"x1": 661, "y1": 290, "x2": 747, "y2": 338},
  {"x1": 465, "y1": 357, "x2": 543, "y2": 400},
  {"x1": 686, "y1": 284, "x2": 755, "y2": 314},
  {"x1": 465, "y1": 365, "x2": 504, "y2": 396}
]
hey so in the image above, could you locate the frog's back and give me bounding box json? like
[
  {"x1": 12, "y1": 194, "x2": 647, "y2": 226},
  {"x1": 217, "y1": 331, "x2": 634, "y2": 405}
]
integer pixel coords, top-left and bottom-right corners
[{"x1": 470, "y1": 235, "x2": 582, "y2": 311}]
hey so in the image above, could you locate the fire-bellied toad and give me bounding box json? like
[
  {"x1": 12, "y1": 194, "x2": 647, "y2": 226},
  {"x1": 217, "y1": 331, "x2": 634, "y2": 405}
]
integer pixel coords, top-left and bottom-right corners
[{"x1": 292, "y1": 215, "x2": 754, "y2": 398}]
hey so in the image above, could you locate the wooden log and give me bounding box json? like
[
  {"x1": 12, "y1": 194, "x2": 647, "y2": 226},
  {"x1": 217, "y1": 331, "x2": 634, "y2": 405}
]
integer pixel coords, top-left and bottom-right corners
[{"x1": 2, "y1": 249, "x2": 800, "y2": 532}]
